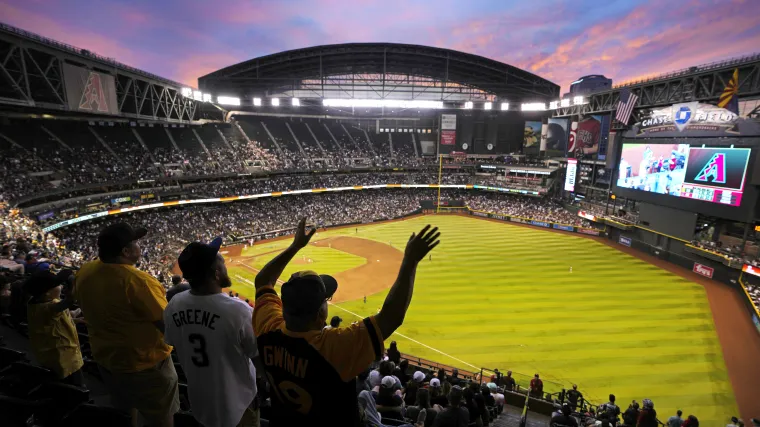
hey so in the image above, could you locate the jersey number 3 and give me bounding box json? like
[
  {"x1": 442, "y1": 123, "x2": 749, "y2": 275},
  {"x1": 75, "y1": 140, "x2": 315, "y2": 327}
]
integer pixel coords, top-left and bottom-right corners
[{"x1": 188, "y1": 334, "x2": 209, "y2": 367}]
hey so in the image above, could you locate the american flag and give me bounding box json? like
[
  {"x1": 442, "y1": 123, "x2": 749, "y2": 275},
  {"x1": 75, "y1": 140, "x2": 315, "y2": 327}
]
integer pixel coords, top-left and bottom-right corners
[{"x1": 615, "y1": 88, "x2": 638, "y2": 125}]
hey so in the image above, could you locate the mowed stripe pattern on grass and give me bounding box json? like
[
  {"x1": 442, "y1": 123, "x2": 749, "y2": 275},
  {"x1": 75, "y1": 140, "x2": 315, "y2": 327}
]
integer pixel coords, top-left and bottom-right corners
[
  {"x1": 333, "y1": 215, "x2": 737, "y2": 426},
  {"x1": 228, "y1": 215, "x2": 737, "y2": 425}
]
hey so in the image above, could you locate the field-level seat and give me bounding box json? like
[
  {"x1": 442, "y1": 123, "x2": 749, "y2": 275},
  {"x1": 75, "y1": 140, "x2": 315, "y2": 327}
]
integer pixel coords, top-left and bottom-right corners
[
  {"x1": 0, "y1": 394, "x2": 45, "y2": 427},
  {"x1": 0, "y1": 347, "x2": 26, "y2": 369},
  {"x1": 28, "y1": 382, "x2": 91, "y2": 425}
]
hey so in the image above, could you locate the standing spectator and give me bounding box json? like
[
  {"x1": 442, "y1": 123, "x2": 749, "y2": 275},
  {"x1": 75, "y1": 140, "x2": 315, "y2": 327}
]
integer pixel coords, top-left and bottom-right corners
[
  {"x1": 600, "y1": 394, "x2": 621, "y2": 426},
  {"x1": 24, "y1": 271, "x2": 84, "y2": 386},
  {"x1": 503, "y1": 370, "x2": 516, "y2": 392},
  {"x1": 682, "y1": 415, "x2": 700, "y2": 427},
  {"x1": 0, "y1": 245, "x2": 24, "y2": 273},
  {"x1": 727, "y1": 417, "x2": 742, "y2": 427},
  {"x1": 75, "y1": 223, "x2": 179, "y2": 427},
  {"x1": 164, "y1": 237, "x2": 261, "y2": 427},
  {"x1": 432, "y1": 385, "x2": 469, "y2": 427},
  {"x1": 551, "y1": 404, "x2": 579, "y2": 427},
  {"x1": 165, "y1": 275, "x2": 190, "y2": 302},
  {"x1": 387, "y1": 341, "x2": 401, "y2": 365},
  {"x1": 529, "y1": 373, "x2": 543, "y2": 398},
  {"x1": 252, "y1": 219, "x2": 440, "y2": 426},
  {"x1": 567, "y1": 384, "x2": 583, "y2": 410},
  {"x1": 667, "y1": 410, "x2": 684, "y2": 427},
  {"x1": 622, "y1": 401, "x2": 640, "y2": 427},
  {"x1": 487, "y1": 383, "x2": 504, "y2": 414},
  {"x1": 636, "y1": 399, "x2": 657, "y2": 427},
  {"x1": 490, "y1": 368, "x2": 501, "y2": 384},
  {"x1": 24, "y1": 251, "x2": 50, "y2": 274},
  {"x1": 406, "y1": 388, "x2": 437, "y2": 427},
  {"x1": 449, "y1": 368, "x2": 461, "y2": 387}
]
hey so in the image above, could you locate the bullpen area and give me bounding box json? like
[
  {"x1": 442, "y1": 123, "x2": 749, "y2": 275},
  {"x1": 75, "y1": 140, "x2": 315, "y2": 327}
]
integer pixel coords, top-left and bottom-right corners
[{"x1": 226, "y1": 214, "x2": 739, "y2": 425}]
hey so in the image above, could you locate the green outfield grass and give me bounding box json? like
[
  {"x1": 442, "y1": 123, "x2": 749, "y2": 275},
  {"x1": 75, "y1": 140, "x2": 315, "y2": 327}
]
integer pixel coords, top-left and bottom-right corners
[{"x1": 228, "y1": 215, "x2": 738, "y2": 425}]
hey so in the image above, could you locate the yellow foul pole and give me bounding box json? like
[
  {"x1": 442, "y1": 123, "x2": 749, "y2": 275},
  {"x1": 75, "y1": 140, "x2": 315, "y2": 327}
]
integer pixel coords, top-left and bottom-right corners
[{"x1": 436, "y1": 154, "x2": 443, "y2": 213}]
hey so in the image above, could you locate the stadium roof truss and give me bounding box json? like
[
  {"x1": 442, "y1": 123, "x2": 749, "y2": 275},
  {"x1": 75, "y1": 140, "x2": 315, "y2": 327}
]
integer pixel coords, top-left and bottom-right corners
[
  {"x1": 199, "y1": 43, "x2": 559, "y2": 103},
  {"x1": 553, "y1": 54, "x2": 760, "y2": 124},
  {"x1": 0, "y1": 23, "x2": 199, "y2": 122}
]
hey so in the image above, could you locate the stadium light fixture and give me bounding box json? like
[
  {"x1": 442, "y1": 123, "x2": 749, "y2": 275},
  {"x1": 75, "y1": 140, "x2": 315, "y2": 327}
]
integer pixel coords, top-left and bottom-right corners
[
  {"x1": 181, "y1": 88, "x2": 193, "y2": 98},
  {"x1": 253, "y1": 97, "x2": 262, "y2": 106},
  {"x1": 292, "y1": 98, "x2": 300, "y2": 107},
  {"x1": 549, "y1": 101, "x2": 559, "y2": 109},
  {"x1": 217, "y1": 96, "x2": 241, "y2": 106},
  {"x1": 573, "y1": 96, "x2": 585, "y2": 105},
  {"x1": 464, "y1": 101, "x2": 474, "y2": 109},
  {"x1": 500, "y1": 102, "x2": 509, "y2": 111},
  {"x1": 321, "y1": 99, "x2": 444, "y2": 109},
  {"x1": 484, "y1": 102, "x2": 492, "y2": 110},
  {"x1": 560, "y1": 98, "x2": 571, "y2": 108},
  {"x1": 272, "y1": 98, "x2": 280, "y2": 107},
  {"x1": 521, "y1": 103, "x2": 547, "y2": 111},
  {"x1": 202, "y1": 93, "x2": 212, "y2": 103},
  {"x1": 193, "y1": 91, "x2": 203, "y2": 101}
]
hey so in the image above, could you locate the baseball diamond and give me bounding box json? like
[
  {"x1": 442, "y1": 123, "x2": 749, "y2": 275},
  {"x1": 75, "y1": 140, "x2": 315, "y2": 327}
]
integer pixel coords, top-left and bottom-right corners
[{"x1": 226, "y1": 214, "x2": 743, "y2": 427}]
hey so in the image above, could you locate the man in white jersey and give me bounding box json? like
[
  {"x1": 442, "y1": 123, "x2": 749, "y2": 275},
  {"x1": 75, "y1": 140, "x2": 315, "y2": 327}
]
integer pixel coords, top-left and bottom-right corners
[{"x1": 164, "y1": 237, "x2": 261, "y2": 427}]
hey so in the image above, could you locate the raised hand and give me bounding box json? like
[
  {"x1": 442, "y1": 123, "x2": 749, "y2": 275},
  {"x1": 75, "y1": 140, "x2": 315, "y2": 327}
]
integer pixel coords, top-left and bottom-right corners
[
  {"x1": 404, "y1": 225, "x2": 440, "y2": 263},
  {"x1": 292, "y1": 217, "x2": 316, "y2": 249}
]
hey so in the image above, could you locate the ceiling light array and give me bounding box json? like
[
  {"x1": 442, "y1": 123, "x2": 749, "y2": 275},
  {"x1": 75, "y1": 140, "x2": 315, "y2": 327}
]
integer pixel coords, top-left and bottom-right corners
[{"x1": 182, "y1": 88, "x2": 582, "y2": 112}]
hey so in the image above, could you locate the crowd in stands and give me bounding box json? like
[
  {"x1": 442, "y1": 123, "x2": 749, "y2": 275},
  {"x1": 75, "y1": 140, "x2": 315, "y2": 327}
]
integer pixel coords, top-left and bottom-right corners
[{"x1": 464, "y1": 193, "x2": 592, "y2": 227}]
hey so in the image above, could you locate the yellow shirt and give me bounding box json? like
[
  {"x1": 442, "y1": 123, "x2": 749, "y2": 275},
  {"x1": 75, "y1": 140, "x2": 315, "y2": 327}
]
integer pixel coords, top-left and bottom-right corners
[
  {"x1": 75, "y1": 260, "x2": 171, "y2": 373},
  {"x1": 27, "y1": 299, "x2": 83, "y2": 379}
]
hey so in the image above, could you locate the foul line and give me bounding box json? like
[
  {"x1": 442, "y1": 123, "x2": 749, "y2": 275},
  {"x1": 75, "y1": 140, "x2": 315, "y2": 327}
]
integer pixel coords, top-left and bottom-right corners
[{"x1": 232, "y1": 260, "x2": 483, "y2": 372}]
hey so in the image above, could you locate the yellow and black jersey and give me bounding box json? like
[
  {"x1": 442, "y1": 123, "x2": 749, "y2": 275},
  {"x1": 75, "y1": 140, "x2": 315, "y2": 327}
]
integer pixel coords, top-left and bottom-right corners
[{"x1": 253, "y1": 285, "x2": 384, "y2": 427}]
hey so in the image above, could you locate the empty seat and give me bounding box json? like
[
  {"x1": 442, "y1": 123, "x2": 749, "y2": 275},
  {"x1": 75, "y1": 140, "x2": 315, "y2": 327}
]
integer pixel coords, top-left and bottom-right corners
[
  {"x1": 0, "y1": 347, "x2": 26, "y2": 369},
  {"x1": 29, "y1": 382, "x2": 90, "y2": 425},
  {"x1": 0, "y1": 394, "x2": 45, "y2": 427},
  {"x1": 0, "y1": 361, "x2": 55, "y2": 397},
  {"x1": 175, "y1": 410, "x2": 203, "y2": 427},
  {"x1": 60, "y1": 403, "x2": 132, "y2": 427}
]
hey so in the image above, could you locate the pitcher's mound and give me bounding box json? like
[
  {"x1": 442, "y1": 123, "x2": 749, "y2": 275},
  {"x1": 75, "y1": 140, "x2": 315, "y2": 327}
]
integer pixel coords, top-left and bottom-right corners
[{"x1": 313, "y1": 237, "x2": 403, "y2": 303}]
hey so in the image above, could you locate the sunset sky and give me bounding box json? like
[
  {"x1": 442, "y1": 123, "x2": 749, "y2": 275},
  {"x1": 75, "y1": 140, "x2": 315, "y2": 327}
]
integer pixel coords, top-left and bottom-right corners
[{"x1": 2, "y1": 0, "x2": 759, "y2": 93}]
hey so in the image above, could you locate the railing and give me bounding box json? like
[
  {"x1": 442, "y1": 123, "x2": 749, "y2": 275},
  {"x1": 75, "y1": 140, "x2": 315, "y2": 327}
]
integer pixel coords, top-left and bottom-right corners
[
  {"x1": 614, "y1": 51, "x2": 760, "y2": 88},
  {"x1": 0, "y1": 21, "x2": 187, "y2": 89}
]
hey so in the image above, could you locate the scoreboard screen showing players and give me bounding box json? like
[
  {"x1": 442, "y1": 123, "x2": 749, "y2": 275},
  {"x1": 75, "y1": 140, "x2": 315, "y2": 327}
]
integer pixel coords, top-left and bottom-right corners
[{"x1": 616, "y1": 143, "x2": 750, "y2": 207}]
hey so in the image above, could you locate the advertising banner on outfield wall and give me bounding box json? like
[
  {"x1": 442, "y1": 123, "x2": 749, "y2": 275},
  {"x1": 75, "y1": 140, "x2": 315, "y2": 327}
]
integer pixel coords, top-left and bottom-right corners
[
  {"x1": 63, "y1": 63, "x2": 119, "y2": 114},
  {"x1": 693, "y1": 262, "x2": 715, "y2": 278},
  {"x1": 619, "y1": 236, "x2": 632, "y2": 247}
]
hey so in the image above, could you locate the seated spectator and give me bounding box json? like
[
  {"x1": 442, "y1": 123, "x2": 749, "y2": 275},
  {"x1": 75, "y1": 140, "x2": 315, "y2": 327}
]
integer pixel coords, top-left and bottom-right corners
[
  {"x1": 24, "y1": 251, "x2": 50, "y2": 274},
  {"x1": 551, "y1": 404, "x2": 579, "y2": 427},
  {"x1": 329, "y1": 315, "x2": 342, "y2": 328},
  {"x1": 406, "y1": 388, "x2": 437, "y2": 427},
  {"x1": 682, "y1": 415, "x2": 700, "y2": 427},
  {"x1": 396, "y1": 359, "x2": 411, "y2": 385},
  {"x1": 449, "y1": 368, "x2": 461, "y2": 386},
  {"x1": 430, "y1": 378, "x2": 449, "y2": 408},
  {"x1": 358, "y1": 390, "x2": 421, "y2": 427},
  {"x1": 165, "y1": 274, "x2": 189, "y2": 301},
  {"x1": 432, "y1": 385, "x2": 469, "y2": 427},
  {"x1": 481, "y1": 384, "x2": 495, "y2": 407},
  {"x1": 24, "y1": 270, "x2": 84, "y2": 386},
  {"x1": 375, "y1": 376, "x2": 404, "y2": 410},
  {"x1": 164, "y1": 237, "x2": 261, "y2": 427},
  {"x1": 0, "y1": 245, "x2": 24, "y2": 273},
  {"x1": 252, "y1": 219, "x2": 440, "y2": 426},
  {"x1": 75, "y1": 223, "x2": 179, "y2": 427},
  {"x1": 487, "y1": 383, "x2": 504, "y2": 413},
  {"x1": 403, "y1": 371, "x2": 425, "y2": 406},
  {"x1": 463, "y1": 385, "x2": 483, "y2": 427}
]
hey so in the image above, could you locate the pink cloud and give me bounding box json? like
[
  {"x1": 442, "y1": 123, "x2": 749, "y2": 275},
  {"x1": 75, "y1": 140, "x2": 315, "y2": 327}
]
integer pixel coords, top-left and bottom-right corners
[{"x1": 172, "y1": 53, "x2": 243, "y2": 88}]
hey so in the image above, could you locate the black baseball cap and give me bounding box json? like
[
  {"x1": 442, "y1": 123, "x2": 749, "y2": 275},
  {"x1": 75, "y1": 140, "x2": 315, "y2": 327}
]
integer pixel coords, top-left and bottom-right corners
[
  {"x1": 98, "y1": 223, "x2": 147, "y2": 257},
  {"x1": 281, "y1": 270, "x2": 338, "y2": 318},
  {"x1": 23, "y1": 270, "x2": 72, "y2": 298},
  {"x1": 178, "y1": 237, "x2": 223, "y2": 281}
]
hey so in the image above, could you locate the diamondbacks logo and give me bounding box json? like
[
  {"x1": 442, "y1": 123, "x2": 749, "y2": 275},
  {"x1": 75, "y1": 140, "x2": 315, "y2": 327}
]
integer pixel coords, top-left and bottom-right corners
[
  {"x1": 694, "y1": 153, "x2": 726, "y2": 184},
  {"x1": 78, "y1": 72, "x2": 110, "y2": 112}
]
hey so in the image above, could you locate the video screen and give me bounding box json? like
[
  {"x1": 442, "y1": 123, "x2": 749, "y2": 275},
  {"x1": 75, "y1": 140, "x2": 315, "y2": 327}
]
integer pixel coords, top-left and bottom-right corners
[{"x1": 617, "y1": 143, "x2": 750, "y2": 207}]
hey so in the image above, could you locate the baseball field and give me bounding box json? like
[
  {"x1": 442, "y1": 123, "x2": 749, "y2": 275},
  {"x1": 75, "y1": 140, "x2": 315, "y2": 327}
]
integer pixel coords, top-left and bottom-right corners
[{"x1": 225, "y1": 214, "x2": 738, "y2": 425}]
